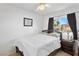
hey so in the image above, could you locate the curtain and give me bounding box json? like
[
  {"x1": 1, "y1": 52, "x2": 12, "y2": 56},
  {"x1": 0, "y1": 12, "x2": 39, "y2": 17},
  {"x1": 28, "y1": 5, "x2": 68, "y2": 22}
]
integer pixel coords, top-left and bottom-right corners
[
  {"x1": 48, "y1": 17, "x2": 54, "y2": 33},
  {"x1": 67, "y1": 13, "x2": 77, "y2": 40}
]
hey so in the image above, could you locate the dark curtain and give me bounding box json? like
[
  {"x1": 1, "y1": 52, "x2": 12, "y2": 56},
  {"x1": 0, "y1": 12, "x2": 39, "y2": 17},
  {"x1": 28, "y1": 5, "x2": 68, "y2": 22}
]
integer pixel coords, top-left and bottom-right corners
[
  {"x1": 48, "y1": 17, "x2": 54, "y2": 33},
  {"x1": 67, "y1": 13, "x2": 77, "y2": 40}
]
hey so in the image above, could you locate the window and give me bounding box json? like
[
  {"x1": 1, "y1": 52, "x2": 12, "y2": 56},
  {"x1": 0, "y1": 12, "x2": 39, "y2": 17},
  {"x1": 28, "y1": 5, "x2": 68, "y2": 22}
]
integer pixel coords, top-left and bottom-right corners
[{"x1": 53, "y1": 15, "x2": 71, "y2": 32}]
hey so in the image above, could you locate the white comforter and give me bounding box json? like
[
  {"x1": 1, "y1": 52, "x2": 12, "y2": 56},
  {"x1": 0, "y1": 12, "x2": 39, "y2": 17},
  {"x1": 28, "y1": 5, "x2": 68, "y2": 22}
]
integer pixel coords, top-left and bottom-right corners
[{"x1": 14, "y1": 34, "x2": 61, "y2": 56}]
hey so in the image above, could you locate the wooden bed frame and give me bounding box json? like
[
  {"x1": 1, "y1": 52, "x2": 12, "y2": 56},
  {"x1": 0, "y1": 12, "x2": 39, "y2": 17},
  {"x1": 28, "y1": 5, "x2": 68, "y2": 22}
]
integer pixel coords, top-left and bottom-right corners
[
  {"x1": 15, "y1": 46, "x2": 60, "y2": 56},
  {"x1": 16, "y1": 46, "x2": 24, "y2": 56}
]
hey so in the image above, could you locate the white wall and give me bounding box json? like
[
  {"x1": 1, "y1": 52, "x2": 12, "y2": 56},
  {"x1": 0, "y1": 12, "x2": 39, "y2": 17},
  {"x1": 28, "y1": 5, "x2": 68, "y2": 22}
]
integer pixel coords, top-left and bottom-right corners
[
  {"x1": 0, "y1": 4, "x2": 43, "y2": 55},
  {"x1": 42, "y1": 5, "x2": 79, "y2": 30},
  {"x1": 76, "y1": 12, "x2": 79, "y2": 30}
]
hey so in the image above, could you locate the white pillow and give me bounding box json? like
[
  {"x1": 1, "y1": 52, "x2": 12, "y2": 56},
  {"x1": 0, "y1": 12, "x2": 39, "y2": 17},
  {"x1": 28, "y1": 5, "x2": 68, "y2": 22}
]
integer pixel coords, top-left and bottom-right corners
[
  {"x1": 69, "y1": 32, "x2": 73, "y2": 41},
  {"x1": 62, "y1": 32, "x2": 68, "y2": 40},
  {"x1": 62, "y1": 32, "x2": 73, "y2": 41}
]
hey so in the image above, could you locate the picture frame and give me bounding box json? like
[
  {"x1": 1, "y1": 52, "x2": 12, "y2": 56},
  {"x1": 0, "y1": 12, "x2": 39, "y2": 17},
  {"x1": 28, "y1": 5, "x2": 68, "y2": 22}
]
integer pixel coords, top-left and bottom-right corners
[{"x1": 24, "y1": 18, "x2": 33, "y2": 26}]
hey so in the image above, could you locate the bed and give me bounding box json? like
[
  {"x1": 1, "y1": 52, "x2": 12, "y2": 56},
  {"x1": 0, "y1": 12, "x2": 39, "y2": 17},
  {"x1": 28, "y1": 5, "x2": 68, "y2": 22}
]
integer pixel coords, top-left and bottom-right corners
[{"x1": 14, "y1": 33, "x2": 61, "y2": 56}]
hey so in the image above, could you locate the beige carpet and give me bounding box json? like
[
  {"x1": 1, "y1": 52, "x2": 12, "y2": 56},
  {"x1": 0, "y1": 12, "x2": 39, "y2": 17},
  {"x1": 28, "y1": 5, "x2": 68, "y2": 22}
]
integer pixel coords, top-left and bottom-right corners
[
  {"x1": 55, "y1": 50, "x2": 71, "y2": 56},
  {"x1": 9, "y1": 50, "x2": 71, "y2": 56}
]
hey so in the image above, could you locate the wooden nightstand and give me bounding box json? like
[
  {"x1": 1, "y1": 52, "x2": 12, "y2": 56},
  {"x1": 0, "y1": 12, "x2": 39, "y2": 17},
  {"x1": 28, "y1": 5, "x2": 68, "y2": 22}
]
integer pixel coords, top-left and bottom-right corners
[{"x1": 61, "y1": 39, "x2": 74, "y2": 55}]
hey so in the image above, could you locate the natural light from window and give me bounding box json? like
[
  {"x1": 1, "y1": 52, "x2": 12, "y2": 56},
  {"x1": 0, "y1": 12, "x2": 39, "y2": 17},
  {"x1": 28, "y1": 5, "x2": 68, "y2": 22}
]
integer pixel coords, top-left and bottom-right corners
[{"x1": 54, "y1": 15, "x2": 71, "y2": 32}]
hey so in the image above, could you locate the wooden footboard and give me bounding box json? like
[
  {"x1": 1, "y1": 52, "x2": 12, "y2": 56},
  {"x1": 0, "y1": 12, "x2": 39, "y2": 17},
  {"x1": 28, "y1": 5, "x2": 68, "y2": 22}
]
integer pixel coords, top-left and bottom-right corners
[
  {"x1": 16, "y1": 46, "x2": 60, "y2": 56},
  {"x1": 16, "y1": 46, "x2": 24, "y2": 56}
]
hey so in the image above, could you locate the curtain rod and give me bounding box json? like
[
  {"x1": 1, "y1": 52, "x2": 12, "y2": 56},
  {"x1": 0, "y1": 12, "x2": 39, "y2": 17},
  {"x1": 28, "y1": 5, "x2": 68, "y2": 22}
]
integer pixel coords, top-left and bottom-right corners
[{"x1": 51, "y1": 10, "x2": 79, "y2": 18}]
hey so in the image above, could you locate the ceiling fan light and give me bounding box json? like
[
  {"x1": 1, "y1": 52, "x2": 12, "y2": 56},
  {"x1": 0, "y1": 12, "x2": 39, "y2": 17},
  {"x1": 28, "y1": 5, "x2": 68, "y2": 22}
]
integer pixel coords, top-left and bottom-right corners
[
  {"x1": 39, "y1": 4, "x2": 45, "y2": 11},
  {"x1": 45, "y1": 4, "x2": 49, "y2": 7},
  {"x1": 37, "y1": 3, "x2": 46, "y2": 11}
]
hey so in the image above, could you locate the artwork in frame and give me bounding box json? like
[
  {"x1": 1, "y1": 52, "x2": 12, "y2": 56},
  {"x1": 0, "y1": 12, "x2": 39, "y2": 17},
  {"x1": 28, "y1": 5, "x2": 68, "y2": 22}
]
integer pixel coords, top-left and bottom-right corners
[{"x1": 24, "y1": 18, "x2": 33, "y2": 26}]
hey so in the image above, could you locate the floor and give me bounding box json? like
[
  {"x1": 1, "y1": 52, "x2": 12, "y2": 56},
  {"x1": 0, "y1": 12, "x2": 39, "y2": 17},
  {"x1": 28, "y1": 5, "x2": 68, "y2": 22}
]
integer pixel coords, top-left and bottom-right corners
[
  {"x1": 9, "y1": 50, "x2": 71, "y2": 56},
  {"x1": 55, "y1": 50, "x2": 71, "y2": 56}
]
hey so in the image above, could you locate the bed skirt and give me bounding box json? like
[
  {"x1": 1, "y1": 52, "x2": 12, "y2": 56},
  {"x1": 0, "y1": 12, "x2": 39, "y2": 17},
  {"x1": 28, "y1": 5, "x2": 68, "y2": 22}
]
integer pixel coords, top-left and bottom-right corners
[{"x1": 15, "y1": 46, "x2": 60, "y2": 56}]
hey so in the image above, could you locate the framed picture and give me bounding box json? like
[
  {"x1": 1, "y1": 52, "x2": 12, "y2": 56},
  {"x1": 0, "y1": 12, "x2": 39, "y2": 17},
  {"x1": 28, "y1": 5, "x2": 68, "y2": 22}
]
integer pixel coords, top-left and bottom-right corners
[{"x1": 24, "y1": 18, "x2": 33, "y2": 26}]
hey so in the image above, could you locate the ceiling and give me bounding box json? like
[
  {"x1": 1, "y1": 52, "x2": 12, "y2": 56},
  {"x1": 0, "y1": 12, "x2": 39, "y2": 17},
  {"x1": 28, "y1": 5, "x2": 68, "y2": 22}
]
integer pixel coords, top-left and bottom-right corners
[{"x1": 7, "y1": 3, "x2": 79, "y2": 15}]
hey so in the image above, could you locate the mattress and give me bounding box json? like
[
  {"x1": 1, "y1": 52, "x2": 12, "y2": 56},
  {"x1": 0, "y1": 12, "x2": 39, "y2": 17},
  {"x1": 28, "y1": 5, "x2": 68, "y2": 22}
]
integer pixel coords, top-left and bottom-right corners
[{"x1": 14, "y1": 34, "x2": 61, "y2": 56}]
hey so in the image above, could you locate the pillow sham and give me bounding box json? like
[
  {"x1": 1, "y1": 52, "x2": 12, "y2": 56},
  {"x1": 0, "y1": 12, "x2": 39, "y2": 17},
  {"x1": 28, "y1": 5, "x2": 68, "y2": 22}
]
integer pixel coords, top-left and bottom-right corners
[{"x1": 48, "y1": 32, "x2": 60, "y2": 37}]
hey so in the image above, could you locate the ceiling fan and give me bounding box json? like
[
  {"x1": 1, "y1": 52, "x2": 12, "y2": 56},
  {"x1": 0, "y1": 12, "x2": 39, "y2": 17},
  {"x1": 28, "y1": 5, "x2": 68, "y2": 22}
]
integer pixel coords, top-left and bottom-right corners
[{"x1": 36, "y1": 3, "x2": 50, "y2": 11}]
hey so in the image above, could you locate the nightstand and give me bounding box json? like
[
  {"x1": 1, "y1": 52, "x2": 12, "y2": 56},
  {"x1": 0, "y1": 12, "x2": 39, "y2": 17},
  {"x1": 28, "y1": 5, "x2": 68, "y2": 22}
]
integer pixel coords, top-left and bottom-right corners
[{"x1": 61, "y1": 39, "x2": 74, "y2": 55}]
